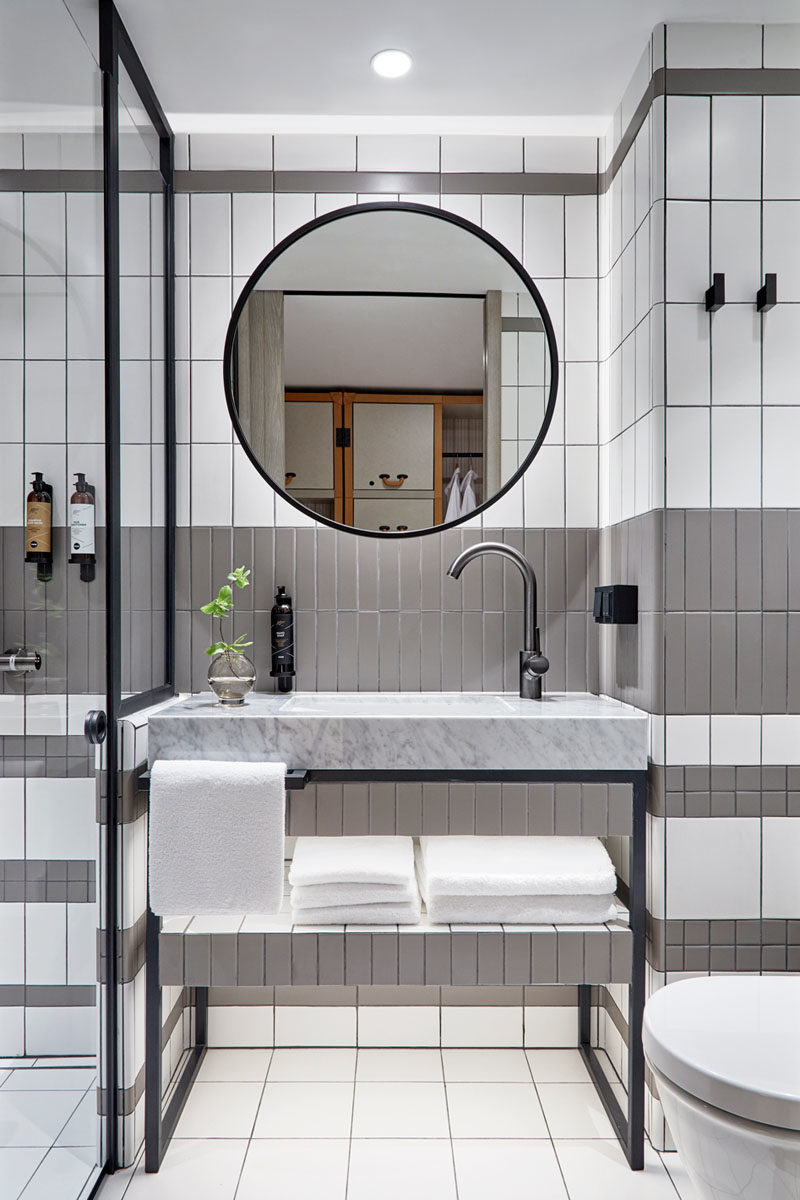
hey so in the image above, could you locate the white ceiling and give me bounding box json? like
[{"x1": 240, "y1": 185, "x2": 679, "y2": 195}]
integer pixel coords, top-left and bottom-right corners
[{"x1": 110, "y1": 0, "x2": 800, "y2": 131}]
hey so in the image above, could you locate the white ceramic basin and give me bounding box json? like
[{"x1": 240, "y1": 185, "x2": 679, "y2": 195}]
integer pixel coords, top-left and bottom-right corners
[{"x1": 149, "y1": 691, "x2": 648, "y2": 772}]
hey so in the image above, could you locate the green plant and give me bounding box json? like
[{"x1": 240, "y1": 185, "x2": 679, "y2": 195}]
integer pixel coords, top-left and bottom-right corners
[{"x1": 201, "y1": 565, "x2": 252, "y2": 663}]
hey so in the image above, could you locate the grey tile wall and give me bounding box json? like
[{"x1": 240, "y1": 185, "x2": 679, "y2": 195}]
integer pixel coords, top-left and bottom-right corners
[
  {"x1": 649, "y1": 917, "x2": 800, "y2": 973},
  {"x1": 0, "y1": 859, "x2": 95, "y2": 902}
]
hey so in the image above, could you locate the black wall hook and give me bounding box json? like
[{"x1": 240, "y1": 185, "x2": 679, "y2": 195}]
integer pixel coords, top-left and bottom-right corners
[
  {"x1": 757, "y1": 273, "x2": 777, "y2": 312},
  {"x1": 705, "y1": 273, "x2": 725, "y2": 312}
]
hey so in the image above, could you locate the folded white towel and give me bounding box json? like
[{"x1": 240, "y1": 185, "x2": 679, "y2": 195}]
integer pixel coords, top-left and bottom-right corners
[
  {"x1": 425, "y1": 892, "x2": 617, "y2": 925},
  {"x1": 417, "y1": 836, "x2": 616, "y2": 897},
  {"x1": 148, "y1": 759, "x2": 285, "y2": 916},
  {"x1": 291, "y1": 880, "x2": 418, "y2": 910},
  {"x1": 289, "y1": 836, "x2": 415, "y2": 887},
  {"x1": 292, "y1": 896, "x2": 421, "y2": 925}
]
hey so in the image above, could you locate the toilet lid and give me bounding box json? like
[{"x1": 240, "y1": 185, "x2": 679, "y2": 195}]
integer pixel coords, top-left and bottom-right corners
[{"x1": 643, "y1": 976, "x2": 800, "y2": 1131}]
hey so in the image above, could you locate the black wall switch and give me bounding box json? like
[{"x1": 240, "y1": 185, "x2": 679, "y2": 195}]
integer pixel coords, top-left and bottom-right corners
[{"x1": 593, "y1": 584, "x2": 638, "y2": 625}]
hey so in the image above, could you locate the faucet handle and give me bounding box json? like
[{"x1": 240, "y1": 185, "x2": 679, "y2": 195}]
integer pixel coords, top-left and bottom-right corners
[{"x1": 520, "y1": 649, "x2": 549, "y2": 700}]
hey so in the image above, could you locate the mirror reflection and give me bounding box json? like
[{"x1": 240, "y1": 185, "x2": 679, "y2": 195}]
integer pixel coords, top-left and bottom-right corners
[{"x1": 226, "y1": 205, "x2": 556, "y2": 534}]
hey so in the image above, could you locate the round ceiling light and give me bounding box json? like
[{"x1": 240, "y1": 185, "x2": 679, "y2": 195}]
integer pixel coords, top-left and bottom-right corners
[{"x1": 370, "y1": 49, "x2": 412, "y2": 78}]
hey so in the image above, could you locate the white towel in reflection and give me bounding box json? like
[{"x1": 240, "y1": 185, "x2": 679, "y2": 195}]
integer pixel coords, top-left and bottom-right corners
[
  {"x1": 424, "y1": 892, "x2": 617, "y2": 925},
  {"x1": 291, "y1": 879, "x2": 417, "y2": 910},
  {"x1": 292, "y1": 896, "x2": 421, "y2": 925},
  {"x1": 444, "y1": 466, "x2": 462, "y2": 522},
  {"x1": 460, "y1": 469, "x2": 477, "y2": 516}
]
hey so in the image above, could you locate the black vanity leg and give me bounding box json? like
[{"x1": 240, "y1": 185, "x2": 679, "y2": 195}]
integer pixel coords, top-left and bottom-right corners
[
  {"x1": 144, "y1": 906, "x2": 163, "y2": 1172},
  {"x1": 627, "y1": 772, "x2": 647, "y2": 1170}
]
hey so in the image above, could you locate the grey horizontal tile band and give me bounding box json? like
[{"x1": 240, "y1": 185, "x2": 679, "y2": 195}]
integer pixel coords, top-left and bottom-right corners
[
  {"x1": 0, "y1": 984, "x2": 95, "y2": 1007},
  {"x1": 501, "y1": 317, "x2": 545, "y2": 333},
  {"x1": 160, "y1": 925, "x2": 631, "y2": 988}
]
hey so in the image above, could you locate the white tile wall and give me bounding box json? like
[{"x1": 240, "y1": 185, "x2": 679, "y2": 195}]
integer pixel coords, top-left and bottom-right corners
[
  {"x1": 665, "y1": 97, "x2": 710, "y2": 200},
  {"x1": 763, "y1": 98, "x2": 800, "y2": 200},
  {"x1": 666, "y1": 818, "x2": 761, "y2": 919},
  {"x1": 763, "y1": 408, "x2": 800, "y2": 506},
  {"x1": 710, "y1": 201, "x2": 760, "y2": 304},
  {"x1": 357, "y1": 1007, "x2": 439, "y2": 1048},
  {"x1": 711, "y1": 97, "x2": 762, "y2": 200},
  {"x1": 666, "y1": 23, "x2": 763, "y2": 68},
  {"x1": 275, "y1": 134, "x2": 356, "y2": 172},
  {"x1": 710, "y1": 406, "x2": 761, "y2": 507},
  {"x1": 25, "y1": 778, "x2": 96, "y2": 860},
  {"x1": 356, "y1": 135, "x2": 437, "y2": 172},
  {"x1": 762, "y1": 819, "x2": 800, "y2": 917},
  {"x1": 440, "y1": 136, "x2": 522, "y2": 173},
  {"x1": 709, "y1": 715, "x2": 761, "y2": 766},
  {"x1": 665, "y1": 407, "x2": 709, "y2": 507}
]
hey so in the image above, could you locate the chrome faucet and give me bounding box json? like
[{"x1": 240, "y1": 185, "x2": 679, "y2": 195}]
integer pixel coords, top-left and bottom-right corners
[{"x1": 446, "y1": 541, "x2": 549, "y2": 699}]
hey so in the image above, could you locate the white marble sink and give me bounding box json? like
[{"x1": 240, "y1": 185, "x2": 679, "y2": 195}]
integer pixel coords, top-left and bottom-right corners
[{"x1": 149, "y1": 691, "x2": 648, "y2": 772}]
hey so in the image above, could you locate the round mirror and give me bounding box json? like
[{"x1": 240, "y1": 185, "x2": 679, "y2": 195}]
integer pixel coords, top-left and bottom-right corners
[{"x1": 223, "y1": 202, "x2": 558, "y2": 537}]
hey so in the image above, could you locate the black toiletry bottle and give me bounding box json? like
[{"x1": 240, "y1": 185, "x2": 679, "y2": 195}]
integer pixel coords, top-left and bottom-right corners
[{"x1": 270, "y1": 585, "x2": 296, "y2": 693}]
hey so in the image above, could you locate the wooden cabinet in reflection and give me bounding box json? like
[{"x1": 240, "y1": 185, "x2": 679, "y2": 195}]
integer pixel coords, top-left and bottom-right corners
[{"x1": 284, "y1": 392, "x2": 483, "y2": 531}]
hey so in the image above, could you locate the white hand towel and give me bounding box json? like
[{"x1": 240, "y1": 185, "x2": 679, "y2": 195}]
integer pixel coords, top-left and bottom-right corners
[
  {"x1": 289, "y1": 836, "x2": 415, "y2": 888},
  {"x1": 444, "y1": 466, "x2": 462, "y2": 522},
  {"x1": 425, "y1": 892, "x2": 617, "y2": 925},
  {"x1": 292, "y1": 896, "x2": 421, "y2": 925},
  {"x1": 149, "y1": 759, "x2": 285, "y2": 916},
  {"x1": 291, "y1": 879, "x2": 418, "y2": 910},
  {"x1": 417, "y1": 836, "x2": 616, "y2": 898},
  {"x1": 460, "y1": 469, "x2": 477, "y2": 516}
]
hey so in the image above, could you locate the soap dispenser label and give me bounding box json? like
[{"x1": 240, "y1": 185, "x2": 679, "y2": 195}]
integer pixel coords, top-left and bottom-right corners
[
  {"x1": 70, "y1": 504, "x2": 95, "y2": 554},
  {"x1": 26, "y1": 503, "x2": 51, "y2": 553}
]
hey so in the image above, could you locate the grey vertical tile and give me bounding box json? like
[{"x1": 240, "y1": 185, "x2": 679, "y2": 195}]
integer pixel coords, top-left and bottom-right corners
[
  {"x1": 342, "y1": 784, "x2": 370, "y2": 835},
  {"x1": 565, "y1": 611, "x2": 588, "y2": 692},
  {"x1": 336, "y1": 612, "x2": 358, "y2": 691},
  {"x1": 477, "y1": 932, "x2": 504, "y2": 984},
  {"x1": 788, "y1": 512, "x2": 800, "y2": 611},
  {"x1": 399, "y1": 538, "x2": 422, "y2": 610},
  {"x1": 398, "y1": 931, "x2": 425, "y2": 984},
  {"x1": 274, "y1": 527, "x2": 295, "y2": 592},
  {"x1": 608, "y1": 784, "x2": 632, "y2": 836},
  {"x1": 210, "y1": 934, "x2": 237, "y2": 985},
  {"x1": 528, "y1": 783, "x2": 554, "y2": 835},
  {"x1": 371, "y1": 933, "x2": 398, "y2": 985},
  {"x1": 396, "y1": 784, "x2": 422, "y2": 835},
  {"x1": 504, "y1": 933, "x2": 531, "y2": 986},
  {"x1": 66, "y1": 611, "x2": 89, "y2": 694},
  {"x1": 710, "y1": 511, "x2": 735, "y2": 611},
  {"x1": 503, "y1": 609, "x2": 524, "y2": 693},
  {"x1": 378, "y1": 612, "x2": 400, "y2": 690},
  {"x1": 530, "y1": 930, "x2": 557, "y2": 983},
  {"x1": 357, "y1": 611, "x2": 379, "y2": 691},
  {"x1": 315, "y1": 784, "x2": 343, "y2": 836},
  {"x1": 461, "y1": 611, "x2": 483, "y2": 691},
  {"x1": 580, "y1": 783, "x2": 608, "y2": 836},
  {"x1": 287, "y1": 789, "x2": 317, "y2": 836},
  {"x1": 237, "y1": 933, "x2": 265, "y2": 986},
  {"x1": 264, "y1": 935, "x2": 291, "y2": 985},
  {"x1": 159, "y1": 935, "x2": 184, "y2": 985},
  {"x1": 441, "y1": 611, "x2": 462, "y2": 691},
  {"x1": 440, "y1": 529, "x2": 463, "y2": 612},
  {"x1": 611, "y1": 929, "x2": 633, "y2": 982},
  {"x1": 2, "y1": 528, "x2": 24, "y2": 610},
  {"x1": 190, "y1": 527, "x2": 212, "y2": 609},
  {"x1": 253, "y1": 529, "x2": 274, "y2": 604},
  {"x1": 735, "y1": 511, "x2": 761, "y2": 612},
  {"x1": 544, "y1": 529, "x2": 566, "y2": 612},
  {"x1": 475, "y1": 784, "x2": 502, "y2": 835},
  {"x1": 762, "y1": 510, "x2": 787, "y2": 612},
  {"x1": 684, "y1": 613, "x2": 710, "y2": 714},
  {"x1": 663, "y1": 613, "x2": 685, "y2": 714},
  {"x1": 451, "y1": 933, "x2": 478, "y2": 986},
  {"x1": 500, "y1": 784, "x2": 528, "y2": 835},
  {"x1": 481, "y1": 548, "x2": 504, "y2": 615},
  {"x1": 788, "y1": 613, "x2": 800, "y2": 715},
  {"x1": 317, "y1": 932, "x2": 344, "y2": 985},
  {"x1": 421, "y1": 783, "x2": 449, "y2": 834},
  {"x1": 544, "y1": 611, "x2": 566, "y2": 692},
  {"x1": 554, "y1": 783, "x2": 582, "y2": 835},
  {"x1": 684, "y1": 511, "x2": 710, "y2": 612},
  {"x1": 399, "y1": 612, "x2": 421, "y2": 691},
  {"x1": 184, "y1": 933, "x2": 210, "y2": 985},
  {"x1": 736, "y1": 612, "x2": 762, "y2": 714},
  {"x1": 295, "y1": 610, "x2": 317, "y2": 692},
  {"x1": 710, "y1": 612, "x2": 736, "y2": 713},
  {"x1": 424, "y1": 931, "x2": 451, "y2": 985},
  {"x1": 449, "y1": 783, "x2": 476, "y2": 834},
  {"x1": 211, "y1": 527, "x2": 233, "y2": 599},
  {"x1": 584, "y1": 929, "x2": 611, "y2": 984},
  {"x1": 315, "y1": 610, "x2": 337, "y2": 690},
  {"x1": 458, "y1": 530, "x2": 483, "y2": 613},
  {"x1": 420, "y1": 612, "x2": 442, "y2": 691},
  {"x1": 174, "y1": 526, "x2": 192, "y2": 612},
  {"x1": 356, "y1": 536, "x2": 378, "y2": 612},
  {"x1": 420, "y1": 535, "x2": 442, "y2": 612},
  {"x1": 316, "y1": 530, "x2": 337, "y2": 610},
  {"x1": 664, "y1": 510, "x2": 685, "y2": 612},
  {"x1": 377, "y1": 540, "x2": 400, "y2": 611},
  {"x1": 336, "y1": 534, "x2": 357, "y2": 610},
  {"x1": 762, "y1": 613, "x2": 788, "y2": 715},
  {"x1": 482, "y1": 612, "x2": 504, "y2": 693},
  {"x1": 291, "y1": 932, "x2": 318, "y2": 985},
  {"x1": 523, "y1": 530, "x2": 545, "y2": 585},
  {"x1": 294, "y1": 528, "x2": 316, "y2": 609},
  {"x1": 565, "y1": 530, "x2": 588, "y2": 611},
  {"x1": 369, "y1": 783, "x2": 396, "y2": 834}
]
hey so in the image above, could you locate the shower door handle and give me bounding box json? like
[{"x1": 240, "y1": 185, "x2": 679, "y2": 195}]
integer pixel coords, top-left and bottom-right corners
[{"x1": 84, "y1": 709, "x2": 108, "y2": 745}]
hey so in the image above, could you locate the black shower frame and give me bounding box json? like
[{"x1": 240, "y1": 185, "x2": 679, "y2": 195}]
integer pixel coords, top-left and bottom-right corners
[
  {"x1": 222, "y1": 201, "x2": 560, "y2": 538},
  {"x1": 100, "y1": 0, "x2": 177, "y2": 1175}
]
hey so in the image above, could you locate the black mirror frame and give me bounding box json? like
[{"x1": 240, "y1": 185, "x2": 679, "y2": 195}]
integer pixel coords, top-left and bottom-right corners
[{"x1": 222, "y1": 200, "x2": 559, "y2": 539}]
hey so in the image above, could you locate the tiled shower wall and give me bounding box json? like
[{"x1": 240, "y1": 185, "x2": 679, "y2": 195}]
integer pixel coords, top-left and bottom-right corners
[{"x1": 598, "y1": 21, "x2": 800, "y2": 1147}]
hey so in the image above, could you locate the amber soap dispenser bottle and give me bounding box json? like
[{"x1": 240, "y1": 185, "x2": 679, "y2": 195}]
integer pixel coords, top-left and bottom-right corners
[{"x1": 25, "y1": 471, "x2": 53, "y2": 582}]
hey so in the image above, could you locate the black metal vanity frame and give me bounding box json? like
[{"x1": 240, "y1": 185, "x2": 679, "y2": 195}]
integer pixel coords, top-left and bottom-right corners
[{"x1": 142, "y1": 766, "x2": 646, "y2": 1172}]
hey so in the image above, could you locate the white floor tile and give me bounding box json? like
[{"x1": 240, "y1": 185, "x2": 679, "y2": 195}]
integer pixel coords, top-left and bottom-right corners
[
  {"x1": 555, "y1": 1140, "x2": 679, "y2": 1199},
  {"x1": 267, "y1": 1048, "x2": 356, "y2": 1082},
  {"x1": 196, "y1": 1049, "x2": 271, "y2": 1083},
  {"x1": 17, "y1": 1146, "x2": 96, "y2": 1199},
  {"x1": 537, "y1": 1083, "x2": 615, "y2": 1138},
  {"x1": 238, "y1": 1139, "x2": 349, "y2": 1200},
  {"x1": 174, "y1": 1081, "x2": 263, "y2": 1139},
  {"x1": 659, "y1": 1150, "x2": 701, "y2": 1199},
  {"x1": 253, "y1": 1082, "x2": 353, "y2": 1138},
  {"x1": 446, "y1": 1082, "x2": 548, "y2": 1139},
  {"x1": 0, "y1": 1060, "x2": 35, "y2": 1069},
  {"x1": 0, "y1": 1148, "x2": 47, "y2": 1198},
  {"x1": 124, "y1": 1138, "x2": 247, "y2": 1199},
  {"x1": 32, "y1": 1057, "x2": 94, "y2": 1069},
  {"x1": 526, "y1": 1050, "x2": 591, "y2": 1084},
  {"x1": 356, "y1": 1049, "x2": 443, "y2": 1082},
  {"x1": 54, "y1": 1090, "x2": 98, "y2": 1147},
  {"x1": 0, "y1": 1069, "x2": 9, "y2": 1087},
  {"x1": 0, "y1": 1090, "x2": 84, "y2": 1147},
  {"x1": 442, "y1": 1049, "x2": 532, "y2": 1082},
  {"x1": 347, "y1": 1139, "x2": 457, "y2": 1200},
  {"x1": 453, "y1": 1139, "x2": 568, "y2": 1200},
  {"x1": 3, "y1": 1068, "x2": 95, "y2": 1091},
  {"x1": 351, "y1": 1081, "x2": 449, "y2": 1138}
]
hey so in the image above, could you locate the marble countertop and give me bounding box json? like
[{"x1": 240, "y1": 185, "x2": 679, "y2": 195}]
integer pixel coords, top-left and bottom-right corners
[{"x1": 148, "y1": 691, "x2": 648, "y2": 772}]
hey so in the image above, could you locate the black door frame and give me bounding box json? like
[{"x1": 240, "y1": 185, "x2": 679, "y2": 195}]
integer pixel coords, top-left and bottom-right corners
[{"x1": 100, "y1": 0, "x2": 176, "y2": 1172}]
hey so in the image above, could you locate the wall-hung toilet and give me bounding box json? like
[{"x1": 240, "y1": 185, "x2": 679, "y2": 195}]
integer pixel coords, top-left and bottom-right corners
[{"x1": 643, "y1": 977, "x2": 800, "y2": 1200}]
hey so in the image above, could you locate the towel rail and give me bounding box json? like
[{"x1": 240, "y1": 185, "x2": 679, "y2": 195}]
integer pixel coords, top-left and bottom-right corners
[{"x1": 143, "y1": 765, "x2": 646, "y2": 1173}]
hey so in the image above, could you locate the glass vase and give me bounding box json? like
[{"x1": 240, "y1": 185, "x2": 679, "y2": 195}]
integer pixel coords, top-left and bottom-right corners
[{"x1": 207, "y1": 650, "x2": 256, "y2": 705}]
